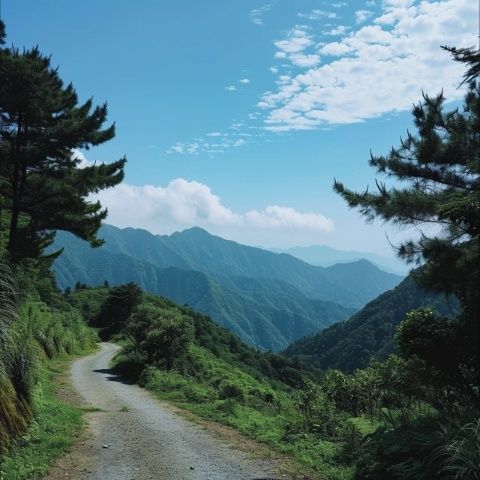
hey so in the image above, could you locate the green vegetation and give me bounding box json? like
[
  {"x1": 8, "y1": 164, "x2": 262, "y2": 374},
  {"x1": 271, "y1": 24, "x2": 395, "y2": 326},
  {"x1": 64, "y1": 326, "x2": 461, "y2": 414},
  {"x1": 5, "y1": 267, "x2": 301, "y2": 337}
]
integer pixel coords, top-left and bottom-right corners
[
  {"x1": 0, "y1": 259, "x2": 97, "y2": 475},
  {"x1": 285, "y1": 274, "x2": 457, "y2": 371},
  {"x1": 0, "y1": 361, "x2": 84, "y2": 480},
  {"x1": 0, "y1": 19, "x2": 104, "y2": 477}
]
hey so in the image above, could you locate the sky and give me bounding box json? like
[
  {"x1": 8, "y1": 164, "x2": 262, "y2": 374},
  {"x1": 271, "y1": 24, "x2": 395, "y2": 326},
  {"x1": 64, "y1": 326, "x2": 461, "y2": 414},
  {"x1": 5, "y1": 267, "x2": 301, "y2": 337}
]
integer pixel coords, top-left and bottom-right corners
[{"x1": 3, "y1": 0, "x2": 478, "y2": 257}]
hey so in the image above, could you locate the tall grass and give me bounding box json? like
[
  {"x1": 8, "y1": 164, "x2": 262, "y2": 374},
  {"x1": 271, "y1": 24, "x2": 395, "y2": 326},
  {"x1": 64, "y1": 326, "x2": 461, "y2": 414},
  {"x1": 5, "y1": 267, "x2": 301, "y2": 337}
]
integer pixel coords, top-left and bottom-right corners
[
  {"x1": 0, "y1": 260, "x2": 97, "y2": 458},
  {"x1": 0, "y1": 261, "x2": 30, "y2": 456},
  {"x1": 437, "y1": 420, "x2": 480, "y2": 480}
]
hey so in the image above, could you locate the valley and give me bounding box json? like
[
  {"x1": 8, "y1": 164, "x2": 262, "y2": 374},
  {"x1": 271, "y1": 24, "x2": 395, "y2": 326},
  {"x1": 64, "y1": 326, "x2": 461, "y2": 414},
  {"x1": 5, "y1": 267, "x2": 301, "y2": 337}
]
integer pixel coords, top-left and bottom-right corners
[{"x1": 52, "y1": 225, "x2": 402, "y2": 350}]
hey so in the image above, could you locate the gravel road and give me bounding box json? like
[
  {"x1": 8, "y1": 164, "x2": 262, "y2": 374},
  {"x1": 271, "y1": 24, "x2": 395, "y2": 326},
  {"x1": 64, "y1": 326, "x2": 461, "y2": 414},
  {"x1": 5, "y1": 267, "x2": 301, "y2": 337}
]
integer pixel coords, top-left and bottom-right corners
[{"x1": 47, "y1": 343, "x2": 284, "y2": 480}]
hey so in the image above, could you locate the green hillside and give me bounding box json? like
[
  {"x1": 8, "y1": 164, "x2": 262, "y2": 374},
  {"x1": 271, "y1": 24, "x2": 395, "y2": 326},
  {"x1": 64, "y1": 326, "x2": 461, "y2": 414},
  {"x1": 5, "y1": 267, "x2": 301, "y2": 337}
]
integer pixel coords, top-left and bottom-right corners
[{"x1": 284, "y1": 274, "x2": 457, "y2": 371}]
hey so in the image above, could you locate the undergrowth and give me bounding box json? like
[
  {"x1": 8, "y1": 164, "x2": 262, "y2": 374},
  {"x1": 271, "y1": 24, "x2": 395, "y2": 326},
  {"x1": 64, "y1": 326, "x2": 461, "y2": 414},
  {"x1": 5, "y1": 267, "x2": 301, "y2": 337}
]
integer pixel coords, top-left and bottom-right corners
[
  {"x1": 0, "y1": 361, "x2": 84, "y2": 480},
  {"x1": 0, "y1": 259, "x2": 97, "y2": 477}
]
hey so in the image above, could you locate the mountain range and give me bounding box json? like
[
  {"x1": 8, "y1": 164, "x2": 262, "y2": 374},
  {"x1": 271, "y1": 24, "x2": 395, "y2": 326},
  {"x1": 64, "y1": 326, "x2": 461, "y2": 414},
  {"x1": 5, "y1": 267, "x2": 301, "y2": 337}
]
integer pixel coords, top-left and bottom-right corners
[
  {"x1": 52, "y1": 225, "x2": 403, "y2": 351},
  {"x1": 270, "y1": 245, "x2": 408, "y2": 275}
]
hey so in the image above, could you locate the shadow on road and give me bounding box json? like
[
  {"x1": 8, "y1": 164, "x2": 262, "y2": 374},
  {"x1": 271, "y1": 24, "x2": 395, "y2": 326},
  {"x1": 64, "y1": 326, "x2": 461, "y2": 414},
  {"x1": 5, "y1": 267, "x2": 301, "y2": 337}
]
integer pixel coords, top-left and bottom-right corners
[{"x1": 92, "y1": 368, "x2": 136, "y2": 384}]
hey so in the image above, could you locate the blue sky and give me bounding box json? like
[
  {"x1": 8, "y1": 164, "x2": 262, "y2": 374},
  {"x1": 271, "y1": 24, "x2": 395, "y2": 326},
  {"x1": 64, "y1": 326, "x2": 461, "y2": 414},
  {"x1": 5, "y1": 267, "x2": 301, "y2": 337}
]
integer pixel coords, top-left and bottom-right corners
[{"x1": 3, "y1": 0, "x2": 477, "y2": 257}]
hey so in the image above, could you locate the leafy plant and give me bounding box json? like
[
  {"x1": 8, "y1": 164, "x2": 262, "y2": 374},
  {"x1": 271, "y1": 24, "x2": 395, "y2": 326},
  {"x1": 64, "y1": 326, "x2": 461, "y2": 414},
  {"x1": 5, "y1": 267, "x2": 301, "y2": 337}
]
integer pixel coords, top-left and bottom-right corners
[{"x1": 437, "y1": 420, "x2": 480, "y2": 480}]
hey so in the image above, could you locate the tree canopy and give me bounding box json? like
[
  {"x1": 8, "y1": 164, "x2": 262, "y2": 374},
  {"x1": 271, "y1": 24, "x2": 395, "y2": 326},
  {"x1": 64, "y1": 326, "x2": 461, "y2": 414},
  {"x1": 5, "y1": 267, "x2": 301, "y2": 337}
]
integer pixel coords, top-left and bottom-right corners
[
  {"x1": 0, "y1": 20, "x2": 125, "y2": 261},
  {"x1": 334, "y1": 67, "x2": 479, "y2": 313}
]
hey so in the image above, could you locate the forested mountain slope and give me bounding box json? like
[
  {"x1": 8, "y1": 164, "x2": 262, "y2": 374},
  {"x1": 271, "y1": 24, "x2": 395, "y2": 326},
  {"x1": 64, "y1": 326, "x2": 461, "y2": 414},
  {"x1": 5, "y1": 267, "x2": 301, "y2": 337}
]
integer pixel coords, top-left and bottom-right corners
[
  {"x1": 284, "y1": 275, "x2": 456, "y2": 371},
  {"x1": 53, "y1": 230, "x2": 354, "y2": 350}
]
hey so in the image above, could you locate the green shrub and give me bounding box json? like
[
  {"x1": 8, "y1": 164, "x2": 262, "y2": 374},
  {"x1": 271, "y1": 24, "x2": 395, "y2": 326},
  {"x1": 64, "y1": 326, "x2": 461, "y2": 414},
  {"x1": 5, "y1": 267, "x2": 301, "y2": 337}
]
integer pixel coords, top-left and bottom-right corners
[
  {"x1": 335, "y1": 420, "x2": 364, "y2": 464},
  {"x1": 218, "y1": 383, "x2": 245, "y2": 401}
]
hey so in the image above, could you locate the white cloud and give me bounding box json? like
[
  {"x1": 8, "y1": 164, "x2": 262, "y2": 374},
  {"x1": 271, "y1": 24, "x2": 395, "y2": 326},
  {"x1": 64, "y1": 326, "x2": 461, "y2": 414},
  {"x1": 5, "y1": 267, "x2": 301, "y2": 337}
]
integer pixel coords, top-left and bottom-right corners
[
  {"x1": 96, "y1": 178, "x2": 334, "y2": 234},
  {"x1": 298, "y1": 9, "x2": 338, "y2": 20},
  {"x1": 233, "y1": 138, "x2": 246, "y2": 147},
  {"x1": 239, "y1": 78, "x2": 251, "y2": 84},
  {"x1": 289, "y1": 53, "x2": 321, "y2": 68},
  {"x1": 275, "y1": 26, "x2": 314, "y2": 53},
  {"x1": 167, "y1": 131, "x2": 250, "y2": 155},
  {"x1": 355, "y1": 9, "x2": 374, "y2": 23},
  {"x1": 250, "y1": 4, "x2": 273, "y2": 26},
  {"x1": 166, "y1": 142, "x2": 200, "y2": 155},
  {"x1": 71, "y1": 149, "x2": 93, "y2": 168},
  {"x1": 225, "y1": 85, "x2": 237, "y2": 92},
  {"x1": 167, "y1": 144, "x2": 185, "y2": 154},
  {"x1": 273, "y1": 26, "x2": 320, "y2": 67},
  {"x1": 260, "y1": 0, "x2": 477, "y2": 131},
  {"x1": 244, "y1": 206, "x2": 334, "y2": 231},
  {"x1": 326, "y1": 25, "x2": 349, "y2": 36}
]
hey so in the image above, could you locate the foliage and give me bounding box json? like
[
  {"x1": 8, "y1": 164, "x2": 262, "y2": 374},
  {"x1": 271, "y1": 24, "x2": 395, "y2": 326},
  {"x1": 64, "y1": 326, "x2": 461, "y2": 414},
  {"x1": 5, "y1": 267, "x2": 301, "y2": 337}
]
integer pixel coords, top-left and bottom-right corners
[
  {"x1": 354, "y1": 420, "x2": 444, "y2": 480},
  {"x1": 396, "y1": 309, "x2": 479, "y2": 412},
  {"x1": 0, "y1": 22, "x2": 125, "y2": 261},
  {"x1": 0, "y1": 257, "x2": 96, "y2": 458},
  {"x1": 126, "y1": 305, "x2": 193, "y2": 369},
  {"x1": 93, "y1": 282, "x2": 142, "y2": 339}
]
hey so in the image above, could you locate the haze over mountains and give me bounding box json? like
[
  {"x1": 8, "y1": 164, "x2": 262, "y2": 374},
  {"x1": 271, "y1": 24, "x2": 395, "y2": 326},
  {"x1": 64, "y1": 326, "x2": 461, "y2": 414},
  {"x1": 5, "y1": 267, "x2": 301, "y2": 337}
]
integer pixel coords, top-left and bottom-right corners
[
  {"x1": 270, "y1": 245, "x2": 408, "y2": 275},
  {"x1": 52, "y1": 225, "x2": 402, "y2": 351}
]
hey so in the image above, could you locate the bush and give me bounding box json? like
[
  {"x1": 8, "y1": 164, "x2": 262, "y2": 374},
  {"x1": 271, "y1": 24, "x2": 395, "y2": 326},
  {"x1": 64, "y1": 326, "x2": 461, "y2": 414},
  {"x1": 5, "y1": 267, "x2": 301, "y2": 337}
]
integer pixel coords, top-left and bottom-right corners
[
  {"x1": 335, "y1": 420, "x2": 364, "y2": 464},
  {"x1": 127, "y1": 305, "x2": 193, "y2": 370},
  {"x1": 297, "y1": 380, "x2": 346, "y2": 438},
  {"x1": 0, "y1": 261, "x2": 95, "y2": 457},
  {"x1": 218, "y1": 383, "x2": 245, "y2": 401}
]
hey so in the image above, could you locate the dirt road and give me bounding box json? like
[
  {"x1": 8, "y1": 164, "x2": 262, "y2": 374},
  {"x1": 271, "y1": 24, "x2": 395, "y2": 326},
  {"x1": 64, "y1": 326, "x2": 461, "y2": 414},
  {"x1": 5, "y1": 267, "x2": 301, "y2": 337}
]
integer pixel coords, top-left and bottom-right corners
[{"x1": 46, "y1": 343, "x2": 284, "y2": 480}]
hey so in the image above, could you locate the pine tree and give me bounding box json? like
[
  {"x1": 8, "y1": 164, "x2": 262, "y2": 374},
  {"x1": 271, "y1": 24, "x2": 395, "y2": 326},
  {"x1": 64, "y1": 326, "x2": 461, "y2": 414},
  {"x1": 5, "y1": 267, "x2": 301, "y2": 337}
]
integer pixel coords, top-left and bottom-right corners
[
  {"x1": 0, "y1": 21, "x2": 125, "y2": 261},
  {"x1": 334, "y1": 52, "x2": 480, "y2": 409},
  {"x1": 334, "y1": 58, "x2": 479, "y2": 318}
]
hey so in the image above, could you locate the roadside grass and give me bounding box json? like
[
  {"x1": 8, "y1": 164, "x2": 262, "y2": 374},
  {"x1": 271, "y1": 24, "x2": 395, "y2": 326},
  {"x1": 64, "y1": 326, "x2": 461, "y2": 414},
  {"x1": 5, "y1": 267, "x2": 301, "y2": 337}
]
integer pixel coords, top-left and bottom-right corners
[{"x1": 0, "y1": 359, "x2": 83, "y2": 480}]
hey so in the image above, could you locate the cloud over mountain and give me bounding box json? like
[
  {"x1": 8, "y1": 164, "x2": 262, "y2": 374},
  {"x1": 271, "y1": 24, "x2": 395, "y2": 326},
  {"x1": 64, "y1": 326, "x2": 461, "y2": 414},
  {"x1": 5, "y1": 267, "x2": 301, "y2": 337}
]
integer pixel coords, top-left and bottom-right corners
[{"x1": 95, "y1": 178, "x2": 334, "y2": 234}]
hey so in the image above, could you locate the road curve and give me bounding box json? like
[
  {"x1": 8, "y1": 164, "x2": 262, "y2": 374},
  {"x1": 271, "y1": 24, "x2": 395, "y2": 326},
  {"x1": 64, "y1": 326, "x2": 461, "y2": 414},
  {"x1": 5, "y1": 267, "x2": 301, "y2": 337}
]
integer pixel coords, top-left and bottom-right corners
[{"x1": 54, "y1": 343, "x2": 282, "y2": 480}]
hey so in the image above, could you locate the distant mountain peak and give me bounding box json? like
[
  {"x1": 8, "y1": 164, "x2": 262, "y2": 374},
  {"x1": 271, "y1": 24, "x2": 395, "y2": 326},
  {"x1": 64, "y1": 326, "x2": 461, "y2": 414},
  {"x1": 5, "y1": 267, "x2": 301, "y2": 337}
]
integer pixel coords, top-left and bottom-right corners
[{"x1": 179, "y1": 226, "x2": 210, "y2": 234}]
